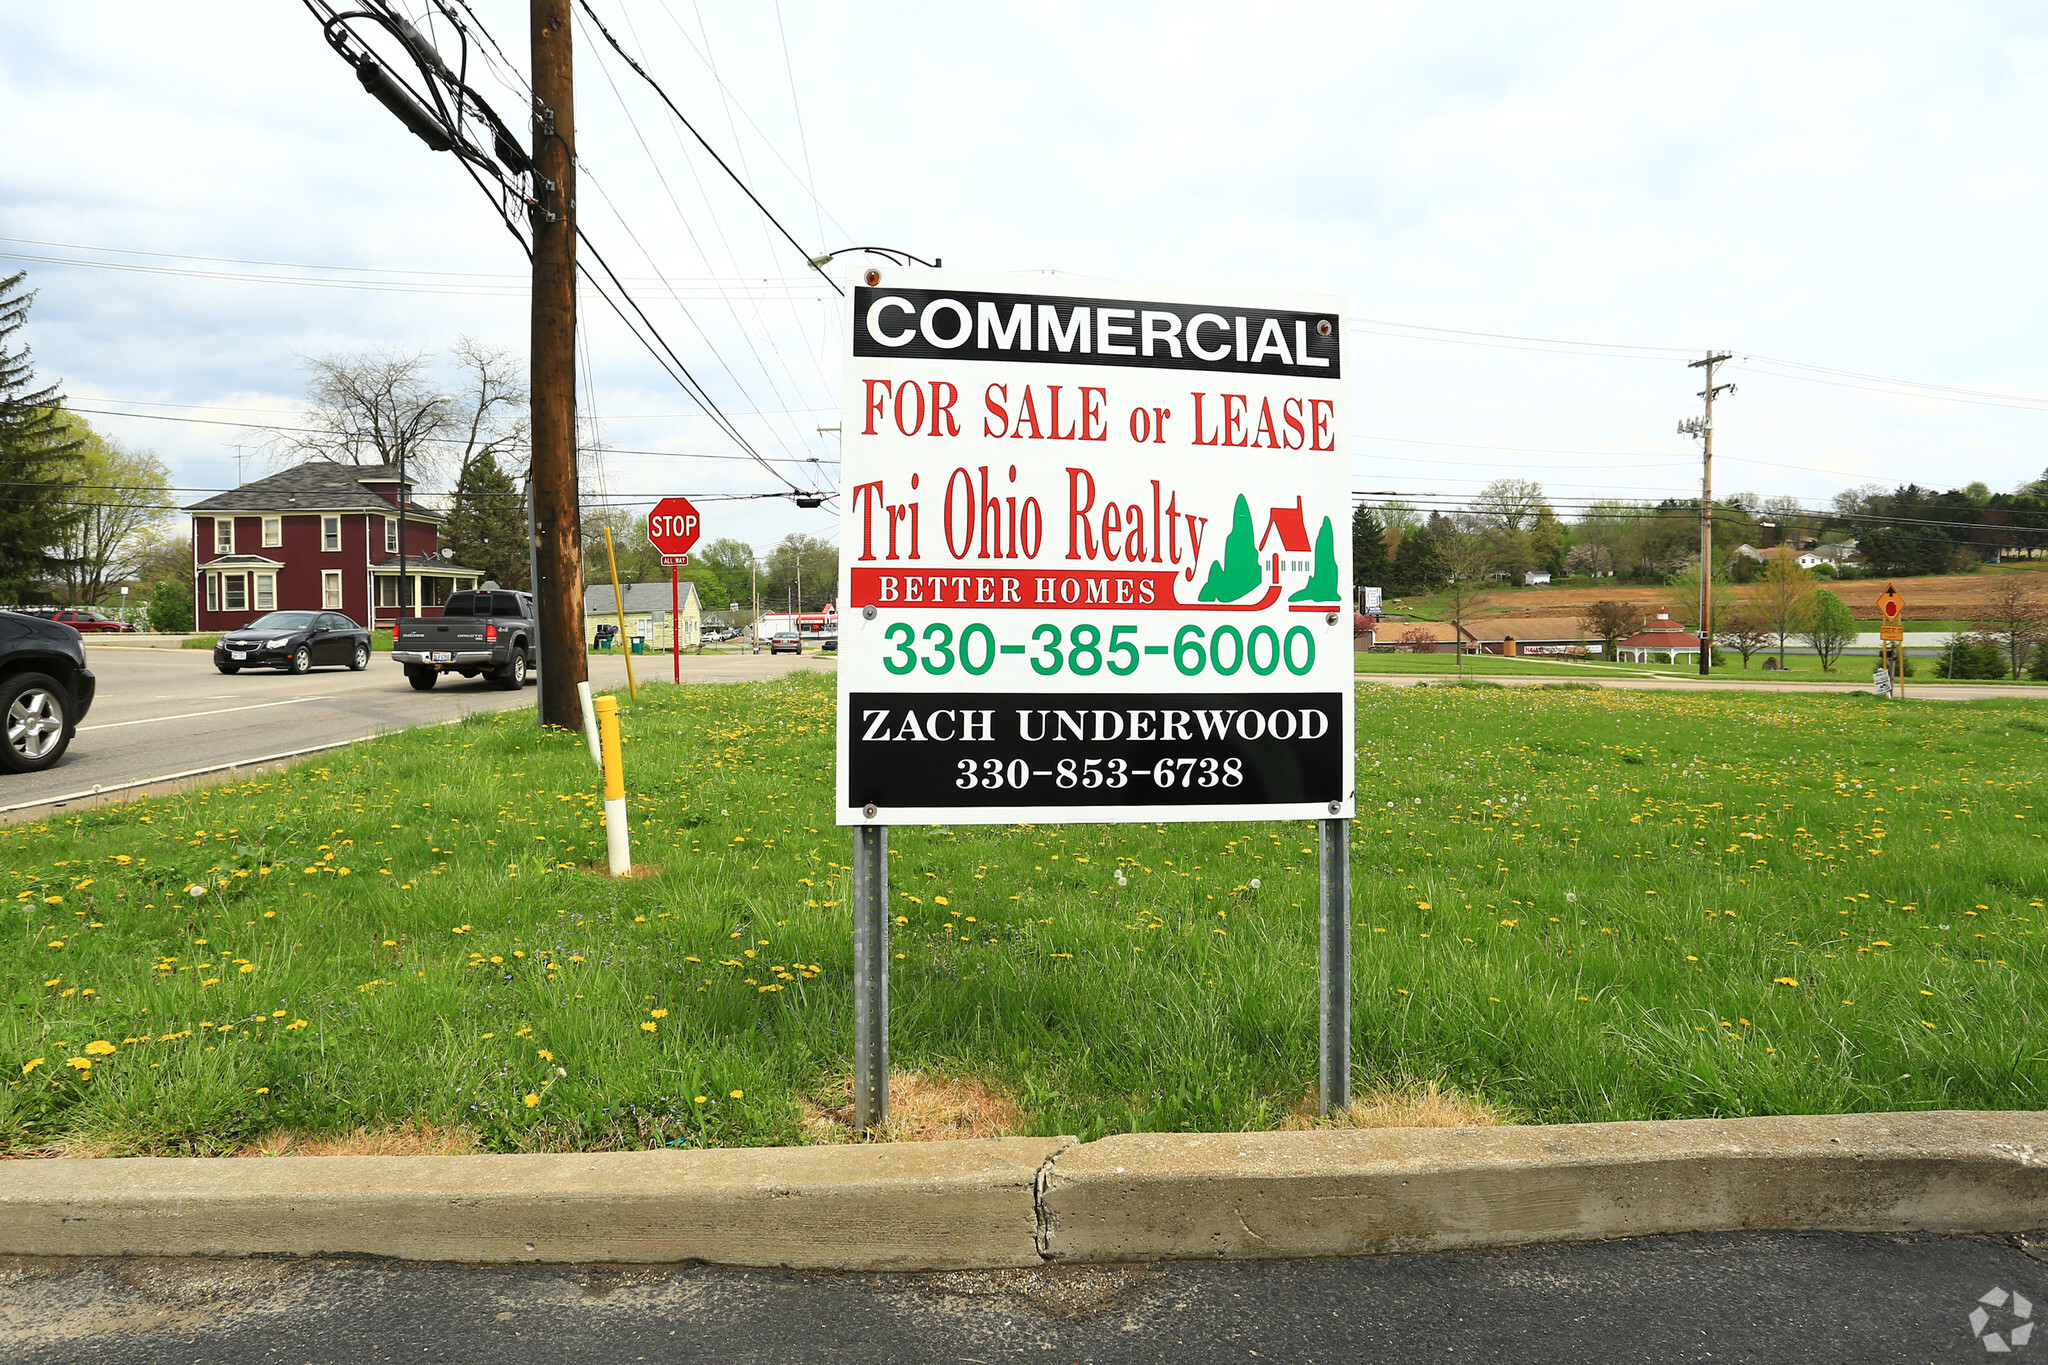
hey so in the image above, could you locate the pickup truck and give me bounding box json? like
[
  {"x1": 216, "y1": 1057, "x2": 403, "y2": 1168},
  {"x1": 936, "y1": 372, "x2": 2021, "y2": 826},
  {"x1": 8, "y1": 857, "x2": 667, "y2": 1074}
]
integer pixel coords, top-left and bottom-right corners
[{"x1": 392, "y1": 589, "x2": 537, "y2": 691}]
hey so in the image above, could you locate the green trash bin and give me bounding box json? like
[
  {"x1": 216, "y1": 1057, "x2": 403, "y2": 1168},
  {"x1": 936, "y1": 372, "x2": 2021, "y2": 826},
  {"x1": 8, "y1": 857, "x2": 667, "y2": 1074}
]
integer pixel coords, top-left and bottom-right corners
[{"x1": 631, "y1": 636, "x2": 646, "y2": 655}]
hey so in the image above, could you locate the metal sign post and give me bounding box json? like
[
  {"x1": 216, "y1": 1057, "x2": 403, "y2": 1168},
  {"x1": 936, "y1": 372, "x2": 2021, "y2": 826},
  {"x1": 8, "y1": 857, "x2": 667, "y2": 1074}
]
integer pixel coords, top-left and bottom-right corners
[
  {"x1": 836, "y1": 267, "x2": 1354, "y2": 1125},
  {"x1": 852, "y1": 822, "x2": 889, "y2": 1131},
  {"x1": 1318, "y1": 816, "x2": 1351, "y2": 1111}
]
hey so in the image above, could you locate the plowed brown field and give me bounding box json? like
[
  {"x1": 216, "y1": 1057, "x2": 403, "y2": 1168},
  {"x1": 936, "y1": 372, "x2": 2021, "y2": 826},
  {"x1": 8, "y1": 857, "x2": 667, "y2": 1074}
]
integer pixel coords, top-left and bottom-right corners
[{"x1": 1445, "y1": 563, "x2": 2048, "y2": 623}]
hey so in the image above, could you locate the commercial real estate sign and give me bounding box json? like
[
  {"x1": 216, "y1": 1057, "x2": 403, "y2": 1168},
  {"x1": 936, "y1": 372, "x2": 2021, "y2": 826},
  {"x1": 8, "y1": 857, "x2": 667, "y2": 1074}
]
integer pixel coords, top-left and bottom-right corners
[{"x1": 835, "y1": 268, "x2": 1352, "y2": 826}]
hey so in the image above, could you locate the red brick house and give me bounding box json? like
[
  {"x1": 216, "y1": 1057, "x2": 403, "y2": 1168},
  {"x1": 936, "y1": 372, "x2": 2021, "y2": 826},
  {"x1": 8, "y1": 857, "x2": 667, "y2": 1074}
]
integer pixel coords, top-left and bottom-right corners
[{"x1": 183, "y1": 461, "x2": 484, "y2": 632}]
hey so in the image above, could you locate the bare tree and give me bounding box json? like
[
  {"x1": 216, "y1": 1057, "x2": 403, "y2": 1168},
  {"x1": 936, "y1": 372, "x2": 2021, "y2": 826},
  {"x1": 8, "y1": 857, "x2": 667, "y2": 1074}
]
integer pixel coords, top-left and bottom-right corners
[
  {"x1": 1981, "y1": 571, "x2": 2048, "y2": 679},
  {"x1": 447, "y1": 335, "x2": 528, "y2": 480},
  {"x1": 1750, "y1": 555, "x2": 1816, "y2": 669},
  {"x1": 1576, "y1": 599, "x2": 1645, "y2": 662},
  {"x1": 1472, "y1": 478, "x2": 1548, "y2": 531},
  {"x1": 273, "y1": 345, "x2": 452, "y2": 476},
  {"x1": 1436, "y1": 531, "x2": 1495, "y2": 675},
  {"x1": 1718, "y1": 606, "x2": 1771, "y2": 668}
]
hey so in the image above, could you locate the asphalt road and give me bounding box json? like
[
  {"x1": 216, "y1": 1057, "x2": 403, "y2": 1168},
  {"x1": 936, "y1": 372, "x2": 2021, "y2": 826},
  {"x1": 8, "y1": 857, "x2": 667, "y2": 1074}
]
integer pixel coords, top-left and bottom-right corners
[
  {"x1": 1, "y1": 645, "x2": 835, "y2": 817},
  {"x1": 4, "y1": 1230, "x2": 2043, "y2": 1363}
]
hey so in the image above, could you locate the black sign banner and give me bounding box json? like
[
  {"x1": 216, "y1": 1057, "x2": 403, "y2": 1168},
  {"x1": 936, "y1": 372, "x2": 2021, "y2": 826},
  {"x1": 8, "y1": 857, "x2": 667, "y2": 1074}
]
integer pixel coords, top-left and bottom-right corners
[
  {"x1": 852, "y1": 287, "x2": 1342, "y2": 380},
  {"x1": 847, "y1": 690, "x2": 1345, "y2": 810}
]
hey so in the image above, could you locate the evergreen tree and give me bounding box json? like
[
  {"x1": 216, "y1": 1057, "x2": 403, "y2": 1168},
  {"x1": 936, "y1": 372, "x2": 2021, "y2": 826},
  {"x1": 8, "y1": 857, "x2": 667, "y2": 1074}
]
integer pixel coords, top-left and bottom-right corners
[
  {"x1": 441, "y1": 453, "x2": 531, "y2": 588},
  {"x1": 0, "y1": 272, "x2": 83, "y2": 596},
  {"x1": 1351, "y1": 504, "x2": 1387, "y2": 586},
  {"x1": 1387, "y1": 525, "x2": 1443, "y2": 594}
]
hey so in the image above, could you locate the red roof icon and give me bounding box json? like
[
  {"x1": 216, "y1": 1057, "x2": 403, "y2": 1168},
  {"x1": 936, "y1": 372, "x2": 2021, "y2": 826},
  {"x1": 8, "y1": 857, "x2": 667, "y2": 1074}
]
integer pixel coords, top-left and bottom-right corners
[{"x1": 1259, "y1": 498, "x2": 1312, "y2": 554}]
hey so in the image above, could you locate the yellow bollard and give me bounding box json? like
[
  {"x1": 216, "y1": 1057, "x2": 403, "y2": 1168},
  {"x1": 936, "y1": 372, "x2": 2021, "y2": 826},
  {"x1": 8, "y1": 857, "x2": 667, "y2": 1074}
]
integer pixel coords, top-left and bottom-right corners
[
  {"x1": 594, "y1": 694, "x2": 631, "y2": 876},
  {"x1": 603, "y1": 526, "x2": 638, "y2": 702}
]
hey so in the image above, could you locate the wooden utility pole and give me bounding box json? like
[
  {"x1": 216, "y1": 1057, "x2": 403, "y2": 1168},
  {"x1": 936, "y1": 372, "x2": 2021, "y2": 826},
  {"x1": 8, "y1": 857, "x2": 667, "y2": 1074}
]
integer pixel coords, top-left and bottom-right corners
[
  {"x1": 530, "y1": 0, "x2": 587, "y2": 728},
  {"x1": 1681, "y1": 352, "x2": 1733, "y2": 677}
]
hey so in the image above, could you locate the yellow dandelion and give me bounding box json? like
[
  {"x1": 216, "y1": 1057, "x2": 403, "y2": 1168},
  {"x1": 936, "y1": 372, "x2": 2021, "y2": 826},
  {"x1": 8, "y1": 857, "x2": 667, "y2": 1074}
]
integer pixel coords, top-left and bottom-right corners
[
  {"x1": 1417, "y1": 901, "x2": 1431, "y2": 910},
  {"x1": 524, "y1": 1093, "x2": 540, "y2": 1108},
  {"x1": 83, "y1": 1040, "x2": 116, "y2": 1056},
  {"x1": 21, "y1": 1058, "x2": 44, "y2": 1074},
  {"x1": 729, "y1": 1089, "x2": 744, "y2": 1099},
  {"x1": 65, "y1": 1058, "x2": 91, "y2": 1071},
  {"x1": 640, "y1": 1022, "x2": 658, "y2": 1032},
  {"x1": 650, "y1": 1008, "x2": 669, "y2": 1019},
  {"x1": 1773, "y1": 978, "x2": 1799, "y2": 987}
]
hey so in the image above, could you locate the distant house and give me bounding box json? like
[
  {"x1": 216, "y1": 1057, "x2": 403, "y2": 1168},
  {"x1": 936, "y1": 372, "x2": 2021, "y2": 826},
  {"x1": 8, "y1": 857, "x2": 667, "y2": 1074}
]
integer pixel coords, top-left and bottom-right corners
[
  {"x1": 1258, "y1": 498, "x2": 1315, "y2": 593},
  {"x1": 182, "y1": 460, "x2": 484, "y2": 632},
  {"x1": 1523, "y1": 570, "x2": 1553, "y2": 586},
  {"x1": 1618, "y1": 613, "x2": 1702, "y2": 664},
  {"x1": 584, "y1": 580, "x2": 701, "y2": 649},
  {"x1": 1737, "y1": 542, "x2": 1856, "y2": 572}
]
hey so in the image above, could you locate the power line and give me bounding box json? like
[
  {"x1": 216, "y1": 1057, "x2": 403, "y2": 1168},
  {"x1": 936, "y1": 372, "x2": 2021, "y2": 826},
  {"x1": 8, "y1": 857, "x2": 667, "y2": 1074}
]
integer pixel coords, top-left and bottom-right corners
[
  {"x1": 62, "y1": 404, "x2": 837, "y2": 465},
  {"x1": 572, "y1": 0, "x2": 839, "y2": 296}
]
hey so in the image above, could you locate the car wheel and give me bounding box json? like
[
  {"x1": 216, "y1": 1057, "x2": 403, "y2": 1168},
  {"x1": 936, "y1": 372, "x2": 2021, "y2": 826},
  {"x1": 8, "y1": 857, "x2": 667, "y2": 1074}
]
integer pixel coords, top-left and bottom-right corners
[
  {"x1": 290, "y1": 646, "x2": 312, "y2": 675},
  {"x1": 406, "y1": 666, "x2": 437, "y2": 692},
  {"x1": 0, "y1": 672, "x2": 73, "y2": 774},
  {"x1": 217, "y1": 663, "x2": 240, "y2": 675},
  {"x1": 349, "y1": 642, "x2": 370, "y2": 671},
  {"x1": 495, "y1": 653, "x2": 527, "y2": 690}
]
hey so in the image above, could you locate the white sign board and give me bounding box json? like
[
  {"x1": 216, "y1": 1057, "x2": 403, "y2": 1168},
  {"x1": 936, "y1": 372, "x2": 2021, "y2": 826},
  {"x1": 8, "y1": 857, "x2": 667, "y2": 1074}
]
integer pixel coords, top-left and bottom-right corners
[{"x1": 835, "y1": 267, "x2": 1352, "y2": 826}]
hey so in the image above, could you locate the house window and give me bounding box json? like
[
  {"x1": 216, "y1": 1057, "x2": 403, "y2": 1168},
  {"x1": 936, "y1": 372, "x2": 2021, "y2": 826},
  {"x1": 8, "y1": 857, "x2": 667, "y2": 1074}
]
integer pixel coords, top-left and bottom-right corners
[
  {"x1": 377, "y1": 576, "x2": 401, "y2": 608},
  {"x1": 206, "y1": 573, "x2": 219, "y2": 612},
  {"x1": 385, "y1": 517, "x2": 398, "y2": 554},
  {"x1": 323, "y1": 516, "x2": 341, "y2": 552},
  {"x1": 223, "y1": 573, "x2": 247, "y2": 612},
  {"x1": 214, "y1": 518, "x2": 233, "y2": 554},
  {"x1": 322, "y1": 570, "x2": 343, "y2": 610},
  {"x1": 262, "y1": 516, "x2": 281, "y2": 547},
  {"x1": 254, "y1": 573, "x2": 276, "y2": 611}
]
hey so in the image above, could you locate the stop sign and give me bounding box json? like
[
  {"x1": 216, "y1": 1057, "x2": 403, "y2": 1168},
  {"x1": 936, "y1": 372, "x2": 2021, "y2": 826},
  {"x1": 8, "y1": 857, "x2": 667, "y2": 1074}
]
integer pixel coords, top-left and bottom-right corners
[{"x1": 647, "y1": 497, "x2": 703, "y2": 564}]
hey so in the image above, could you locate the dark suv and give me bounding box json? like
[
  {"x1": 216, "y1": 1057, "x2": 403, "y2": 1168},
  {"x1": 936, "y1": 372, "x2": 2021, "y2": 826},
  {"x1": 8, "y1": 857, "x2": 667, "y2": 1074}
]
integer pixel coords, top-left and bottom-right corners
[{"x1": 1, "y1": 610, "x2": 97, "y2": 773}]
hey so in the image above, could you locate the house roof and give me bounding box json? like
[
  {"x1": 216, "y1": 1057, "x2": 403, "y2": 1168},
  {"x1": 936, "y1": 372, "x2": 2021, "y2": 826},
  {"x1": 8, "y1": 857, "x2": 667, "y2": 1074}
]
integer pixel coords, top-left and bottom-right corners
[
  {"x1": 201, "y1": 554, "x2": 286, "y2": 569},
  {"x1": 1258, "y1": 498, "x2": 1312, "y2": 554},
  {"x1": 1621, "y1": 616, "x2": 1702, "y2": 648},
  {"x1": 183, "y1": 460, "x2": 438, "y2": 518},
  {"x1": 584, "y1": 580, "x2": 700, "y2": 615}
]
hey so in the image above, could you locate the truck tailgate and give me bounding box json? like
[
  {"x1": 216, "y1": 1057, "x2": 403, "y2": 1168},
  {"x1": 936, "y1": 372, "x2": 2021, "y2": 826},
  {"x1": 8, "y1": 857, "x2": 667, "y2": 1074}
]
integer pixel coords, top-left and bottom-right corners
[{"x1": 397, "y1": 619, "x2": 490, "y2": 648}]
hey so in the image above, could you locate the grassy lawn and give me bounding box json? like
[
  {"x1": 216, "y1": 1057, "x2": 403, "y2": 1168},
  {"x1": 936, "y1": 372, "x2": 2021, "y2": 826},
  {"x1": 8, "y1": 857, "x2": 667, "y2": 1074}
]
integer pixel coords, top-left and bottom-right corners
[{"x1": 4, "y1": 675, "x2": 2045, "y2": 1155}]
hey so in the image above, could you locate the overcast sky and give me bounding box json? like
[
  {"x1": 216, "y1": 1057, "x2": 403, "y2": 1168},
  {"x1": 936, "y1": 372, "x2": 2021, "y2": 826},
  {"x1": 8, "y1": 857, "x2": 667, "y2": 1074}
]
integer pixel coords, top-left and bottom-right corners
[{"x1": 4, "y1": 2, "x2": 2044, "y2": 555}]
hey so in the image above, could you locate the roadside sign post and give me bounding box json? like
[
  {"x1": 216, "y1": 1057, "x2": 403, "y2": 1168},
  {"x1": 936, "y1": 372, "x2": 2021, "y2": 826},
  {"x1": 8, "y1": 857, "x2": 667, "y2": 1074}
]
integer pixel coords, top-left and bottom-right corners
[
  {"x1": 836, "y1": 267, "x2": 1353, "y2": 1129},
  {"x1": 647, "y1": 496, "x2": 704, "y2": 688},
  {"x1": 1877, "y1": 583, "x2": 1906, "y2": 699},
  {"x1": 851, "y1": 822, "x2": 889, "y2": 1130}
]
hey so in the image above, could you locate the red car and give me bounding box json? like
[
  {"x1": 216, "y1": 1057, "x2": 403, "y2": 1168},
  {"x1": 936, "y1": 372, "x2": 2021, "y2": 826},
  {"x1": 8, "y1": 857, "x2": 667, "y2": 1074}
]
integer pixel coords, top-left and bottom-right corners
[{"x1": 35, "y1": 610, "x2": 136, "y2": 633}]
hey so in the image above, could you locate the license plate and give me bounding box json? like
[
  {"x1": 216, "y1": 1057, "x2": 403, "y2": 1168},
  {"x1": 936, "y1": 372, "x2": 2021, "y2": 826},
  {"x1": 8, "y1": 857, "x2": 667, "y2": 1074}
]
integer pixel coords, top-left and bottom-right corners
[
  {"x1": 430, "y1": 651, "x2": 454, "y2": 663},
  {"x1": 230, "y1": 651, "x2": 246, "y2": 660}
]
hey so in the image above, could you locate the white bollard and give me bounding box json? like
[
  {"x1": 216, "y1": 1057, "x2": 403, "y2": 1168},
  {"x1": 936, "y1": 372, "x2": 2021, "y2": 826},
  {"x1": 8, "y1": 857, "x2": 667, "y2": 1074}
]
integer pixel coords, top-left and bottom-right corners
[
  {"x1": 594, "y1": 694, "x2": 631, "y2": 876},
  {"x1": 576, "y1": 680, "x2": 601, "y2": 764}
]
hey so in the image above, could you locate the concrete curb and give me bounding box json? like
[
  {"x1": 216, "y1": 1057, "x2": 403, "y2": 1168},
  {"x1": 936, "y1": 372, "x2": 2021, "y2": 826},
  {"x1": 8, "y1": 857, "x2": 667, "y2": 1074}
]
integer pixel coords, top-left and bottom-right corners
[
  {"x1": 1039, "y1": 1111, "x2": 2048, "y2": 1262},
  {"x1": 0, "y1": 1112, "x2": 2041, "y2": 1271},
  {"x1": 0, "y1": 1139, "x2": 1066, "y2": 1271}
]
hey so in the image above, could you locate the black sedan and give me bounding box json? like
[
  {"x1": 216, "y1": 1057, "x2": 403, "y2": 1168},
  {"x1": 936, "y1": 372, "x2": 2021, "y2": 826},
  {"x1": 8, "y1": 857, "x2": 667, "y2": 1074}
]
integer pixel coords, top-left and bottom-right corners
[{"x1": 215, "y1": 611, "x2": 372, "y2": 675}]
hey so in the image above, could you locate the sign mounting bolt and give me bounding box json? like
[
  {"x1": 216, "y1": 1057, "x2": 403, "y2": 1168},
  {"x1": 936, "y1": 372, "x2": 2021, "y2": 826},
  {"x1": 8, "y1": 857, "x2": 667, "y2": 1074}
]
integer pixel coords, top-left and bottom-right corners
[
  {"x1": 862, "y1": 605, "x2": 877, "y2": 621},
  {"x1": 863, "y1": 804, "x2": 878, "y2": 819}
]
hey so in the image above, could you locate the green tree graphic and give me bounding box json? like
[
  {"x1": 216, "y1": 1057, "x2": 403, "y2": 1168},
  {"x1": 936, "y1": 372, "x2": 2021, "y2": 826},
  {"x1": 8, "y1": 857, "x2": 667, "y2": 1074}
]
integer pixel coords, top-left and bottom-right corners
[
  {"x1": 1291, "y1": 515, "x2": 1339, "y2": 603},
  {"x1": 1198, "y1": 495, "x2": 1264, "y2": 602}
]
